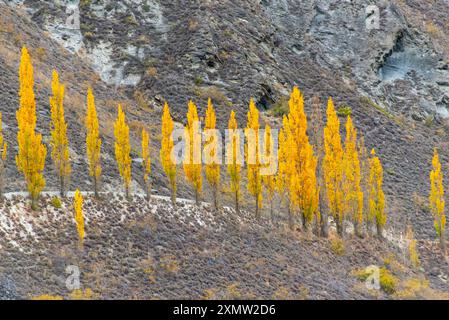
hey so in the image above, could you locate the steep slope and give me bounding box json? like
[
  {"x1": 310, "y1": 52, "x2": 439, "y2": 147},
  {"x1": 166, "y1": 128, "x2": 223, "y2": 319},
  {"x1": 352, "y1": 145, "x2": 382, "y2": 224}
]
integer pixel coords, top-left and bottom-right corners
[
  {"x1": 1, "y1": 2, "x2": 449, "y2": 241},
  {"x1": 0, "y1": 194, "x2": 448, "y2": 299}
]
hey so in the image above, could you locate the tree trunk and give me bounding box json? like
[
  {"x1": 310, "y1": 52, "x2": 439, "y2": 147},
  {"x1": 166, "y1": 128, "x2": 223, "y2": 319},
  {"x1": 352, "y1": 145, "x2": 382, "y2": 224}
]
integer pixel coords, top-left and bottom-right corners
[
  {"x1": 145, "y1": 181, "x2": 151, "y2": 202},
  {"x1": 288, "y1": 205, "x2": 294, "y2": 230},
  {"x1": 320, "y1": 211, "x2": 329, "y2": 238},
  {"x1": 125, "y1": 185, "x2": 130, "y2": 200},
  {"x1": 354, "y1": 219, "x2": 363, "y2": 238},
  {"x1": 93, "y1": 175, "x2": 99, "y2": 199},
  {"x1": 171, "y1": 189, "x2": 176, "y2": 207},
  {"x1": 31, "y1": 195, "x2": 38, "y2": 211},
  {"x1": 59, "y1": 175, "x2": 65, "y2": 198},
  {"x1": 255, "y1": 196, "x2": 259, "y2": 220},
  {"x1": 336, "y1": 218, "x2": 344, "y2": 238},
  {"x1": 235, "y1": 191, "x2": 240, "y2": 214},
  {"x1": 270, "y1": 200, "x2": 274, "y2": 224},
  {"x1": 376, "y1": 223, "x2": 383, "y2": 239},
  {"x1": 212, "y1": 187, "x2": 218, "y2": 211},
  {"x1": 440, "y1": 232, "x2": 446, "y2": 254},
  {"x1": 195, "y1": 189, "x2": 199, "y2": 206}
]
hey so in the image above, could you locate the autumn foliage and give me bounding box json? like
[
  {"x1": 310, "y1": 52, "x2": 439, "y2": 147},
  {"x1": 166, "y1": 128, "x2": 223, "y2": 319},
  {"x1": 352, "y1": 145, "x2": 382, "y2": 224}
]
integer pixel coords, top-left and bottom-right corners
[
  {"x1": 85, "y1": 87, "x2": 102, "y2": 198},
  {"x1": 429, "y1": 148, "x2": 446, "y2": 249},
  {"x1": 16, "y1": 47, "x2": 47, "y2": 210},
  {"x1": 227, "y1": 110, "x2": 242, "y2": 213},
  {"x1": 114, "y1": 105, "x2": 132, "y2": 198},
  {"x1": 160, "y1": 102, "x2": 177, "y2": 205},
  {"x1": 49, "y1": 70, "x2": 71, "y2": 198},
  {"x1": 204, "y1": 98, "x2": 220, "y2": 210},
  {"x1": 183, "y1": 100, "x2": 202, "y2": 205},
  {"x1": 73, "y1": 189, "x2": 85, "y2": 248}
]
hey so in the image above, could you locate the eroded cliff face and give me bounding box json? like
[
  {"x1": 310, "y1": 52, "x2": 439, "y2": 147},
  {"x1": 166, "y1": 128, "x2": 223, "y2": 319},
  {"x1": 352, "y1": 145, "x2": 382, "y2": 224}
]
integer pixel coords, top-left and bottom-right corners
[{"x1": 7, "y1": 0, "x2": 449, "y2": 121}]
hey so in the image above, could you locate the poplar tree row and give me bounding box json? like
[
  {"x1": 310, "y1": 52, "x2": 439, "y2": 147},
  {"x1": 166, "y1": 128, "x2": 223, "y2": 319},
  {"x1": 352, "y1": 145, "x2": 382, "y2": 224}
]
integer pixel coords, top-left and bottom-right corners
[
  {"x1": 1, "y1": 47, "x2": 446, "y2": 245},
  {"x1": 159, "y1": 87, "x2": 386, "y2": 238}
]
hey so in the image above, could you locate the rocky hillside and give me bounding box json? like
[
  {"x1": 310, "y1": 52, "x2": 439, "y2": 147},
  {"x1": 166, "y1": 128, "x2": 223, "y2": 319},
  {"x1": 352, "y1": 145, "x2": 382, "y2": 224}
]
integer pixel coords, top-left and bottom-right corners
[
  {"x1": 0, "y1": 0, "x2": 449, "y2": 299},
  {"x1": 0, "y1": 0, "x2": 448, "y2": 241},
  {"x1": 0, "y1": 194, "x2": 448, "y2": 299}
]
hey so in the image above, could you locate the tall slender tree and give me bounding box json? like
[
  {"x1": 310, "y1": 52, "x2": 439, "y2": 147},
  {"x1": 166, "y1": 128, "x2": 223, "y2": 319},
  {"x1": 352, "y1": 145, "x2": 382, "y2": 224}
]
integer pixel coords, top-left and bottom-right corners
[
  {"x1": 343, "y1": 116, "x2": 363, "y2": 237},
  {"x1": 73, "y1": 189, "x2": 85, "y2": 249},
  {"x1": 160, "y1": 102, "x2": 177, "y2": 205},
  {"x1": 49, "y1": 70, "x2": 71, "y2": 198},
  {"x1": 183, "y1": 100, "x2": 202, "y2": 205},
  {"x1": 429, "y1": 148, "x2": 446, "y2": 250},
  {"x1": 85, "y1": 87, "x2": 101, "y2": 198},
  {"x1": 286, "y1": 87, "x2": 319, "y2": 231},
  {"x1": 246, "y1": 98, "x2": 262, "y2": 219},
  {"x1": 323, "y1": 97, "x2": 344, "y2": 236},
  {"x1": 310, "y1": 96, "x2": 327, "y2": 237},
  {"x1": 227, "y1": 110, "x2": 241, "y2": 213},
  {"x1": 16, "y1": 47, "x2": 47, "y2": 210},
  {"x1": 114, "y1": 105, "x2": 132, "y2": 199},
  {"x1": 0, "y1": 112, "x2": 7, "y2": 198},
  {"x1": 369, "y1": 149, "x2": 386, "y2": 238},
  {"x1": 358, "y1": 134, "x2": 370, "y2": 232},
  {"x1": 141, "y1": 128, "x2": 152, "y2": 201},
  {"x1": 262, "y1": 124, "x2": 276, "y2": 222},
  {"x1": 204, "y1": 98, "x2": 220, "y2": 210}
]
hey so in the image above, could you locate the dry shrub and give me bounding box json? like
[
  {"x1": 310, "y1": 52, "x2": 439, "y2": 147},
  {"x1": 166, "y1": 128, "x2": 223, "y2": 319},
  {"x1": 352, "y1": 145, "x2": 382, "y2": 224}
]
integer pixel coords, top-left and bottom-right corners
[{"x1": 159, "y1": 255, "x2": 180, "y2": 274}]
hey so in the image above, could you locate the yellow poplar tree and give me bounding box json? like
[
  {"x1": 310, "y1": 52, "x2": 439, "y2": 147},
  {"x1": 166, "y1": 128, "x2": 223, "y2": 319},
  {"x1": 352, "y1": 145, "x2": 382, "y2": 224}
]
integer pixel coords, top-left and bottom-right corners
[
  {"x1": 227, "y1": 110, "x2": 241, "y2": 213},
  {"x1": 323, "y1": 97, "x2": 344, "y2": 236},
  {"x1": 204, "y1": 98, "x2": 220, "y2": 210},
  {"x1": 73, "y1": 189, "x2": 85, "y2": 249},
  {"x1": 49, "y1": 70, "x2": 71, "y2": 198},
  {"x1": 276, "y1": 116, "x2": 289, "y2": 202},
  {"x1": 85, "y1": 87, "x2": 101, "y2": 198},
  {"x1": 369, "y1": 149, "x2": 386, "y2": 238},
  {"x1": 183, "y1": 100, "x2": 202, "y2": 205},
  {"x1": 114, "y1": 104, "x2": 132, "y2": 199},
  {"x1": 287, "y1": 86, "x2": 319, "y2": 231},
  {"x1": 429, "y1": 148, "x2": 446, "y2": 249},
  {"x1": 160, "y1": 102, "x2": 177, "y2": 205},
  {"x1": 343, "y1": 116, "x2": 363, "y2": 237},
  {"x1": 246, "y1": 98, "x2": 263, "y2": 219},
  {"x1": 262, "y1": 124, "x2": 276, "y2": 222},
  {"x1": 0, "y1": 112, "x2": 7, "y2": 197},
  {"x1": 291, "y1": 142, "x2": 320, "y2": 232},
  {"x1": 277, "y1": 115, "x2": 293, "y2": 227},
  {"x1": 141, "y1": 128, "x2": 151, "y2": 201},
  {"x1": 16, "y1": 47, "x2": 47, "y2": 210}
]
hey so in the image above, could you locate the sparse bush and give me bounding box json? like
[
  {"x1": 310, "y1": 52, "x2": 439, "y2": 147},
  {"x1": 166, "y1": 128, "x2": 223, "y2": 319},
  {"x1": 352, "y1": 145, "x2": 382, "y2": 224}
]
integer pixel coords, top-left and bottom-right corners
[
  {"x1": 51, "y1": 197, "x2": 62, "y2": 209},
  {"x1": 379, "y1": 268, "x2": 397, "y2": 294},
  {"x1": 337, "y1": 105, "x2": 352, "y2": 117},
  {"x1": 330, "y1": 236, "x2": 345, "y2": 256},
  {"x1": 160, "y1": 255, "x2": 180, "y2": 274},
  {"x1": 394, "y1": 278, "x2": 429, "y2": 299},
  {"x1": 406, "y1": 226, "x2": 420, "y2": 268},
  {"x1": 80, "y1": 0, "x2": 91, "y2": 9},
  {"x1": 269, "y1": 97, "x2": 289, "y2": 117},
  {"x1": 353, "y1": 267, "x2": 397, "y2": 295},
  {"x1": 225, "y1": 283, "x2": 241, "y2": 299},
  {"x1": 272, "y1": 286, "x2": 291, "y2": 300},
  {"x1": 34, "y1": 47, "x2": 46, "y2": 61},
  {"x1": 69, "y1": 288, "x2": 94, "y2": 300},
  {"x1": 193, "y1": 86, "x2": 231, "y2": 107},
  {"x1": 194, "y1": 76, "x2": 203, "y2": 86},
  {"x1": 201, "y1": 288, "x2": 218, "y2": 300}
]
